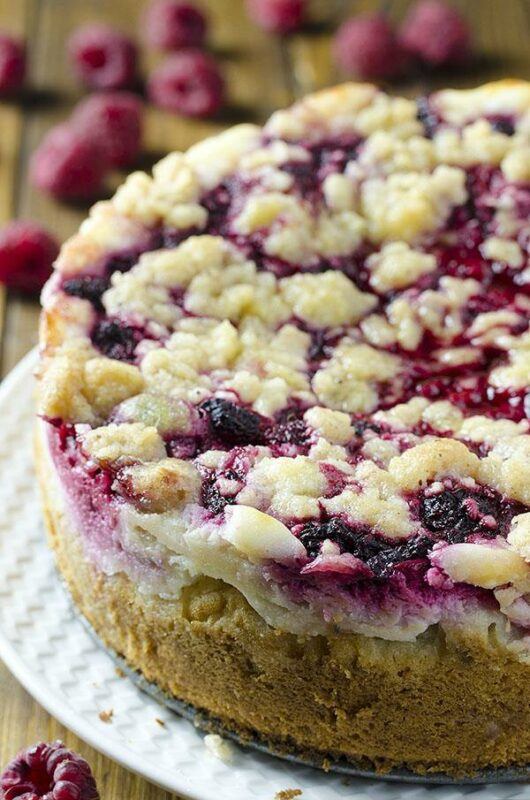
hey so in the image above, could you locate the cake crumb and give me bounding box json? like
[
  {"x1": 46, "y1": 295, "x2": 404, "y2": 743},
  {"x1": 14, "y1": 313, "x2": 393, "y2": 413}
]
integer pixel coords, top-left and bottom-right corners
[
  {"x1": 98, "y1": 709, "x2": 114, "y2": 723},
  {"x1": 204, "y1": 733, "x2": 235, "y2": 763},
  {"x1": 155, "y1": 718, "x2": 166, "y2": 727},
  {"x1": 115, "y1": 667, "x2": 125, "y2": 678},
  {"x1": 275, "y1": 791, "x2": 302, "y2": 800}
]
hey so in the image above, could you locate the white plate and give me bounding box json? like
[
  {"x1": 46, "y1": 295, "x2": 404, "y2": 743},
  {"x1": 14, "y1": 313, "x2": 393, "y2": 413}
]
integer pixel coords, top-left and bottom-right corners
[{"x1": 0, "y1": 349, "x2": 528, "y2": 800}]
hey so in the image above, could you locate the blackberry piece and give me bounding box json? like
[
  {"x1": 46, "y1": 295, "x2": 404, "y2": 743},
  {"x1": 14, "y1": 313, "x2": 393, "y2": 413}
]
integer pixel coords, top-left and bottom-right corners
[
  {"x1": 201, "y1": 479, "x2": 232, "y2": 515},
  {"x1": 105, "y1": 251, "x2": 139, "y2": 275},
  {"x1": 420, "y1": 490, "x2": 462, "y2": 532},
  {"x1": 299, "y1": 518, "x2": 382, "y2": 560},
  {"x1": 91, "y1": 319, "x2": 139, "y2": 361},
  {"x1": 201, "y1": 397, "x2": 262, "y2": 445},
  {"x1": 266, "y1": 409, "x2": 309, "y2": 447},
  {"x1": 63, "y1": 275, "x2": 109, "y2": 311},
  {"x1": 490, "y1": 117, "x2": 515, "y2": 136},
  {"x1": 416, "y1": 95, "x2": 439, "y2": 139},
  {"x1": 420, "y1": 488, "x2": 501, "y2": 543},
  {"x1": 367, "y1": 535, "x2": 433, "y2": 577}
]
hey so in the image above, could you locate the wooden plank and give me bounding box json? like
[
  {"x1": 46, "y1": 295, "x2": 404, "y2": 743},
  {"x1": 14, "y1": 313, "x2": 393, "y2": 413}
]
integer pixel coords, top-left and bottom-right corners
[{"x1": 0, "y1": 0, "x2": 29, "y2": 374}]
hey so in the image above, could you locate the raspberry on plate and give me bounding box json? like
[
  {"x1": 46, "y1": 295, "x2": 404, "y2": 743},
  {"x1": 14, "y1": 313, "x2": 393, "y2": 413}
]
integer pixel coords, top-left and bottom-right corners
[
  {"x1": 333, "y1": 13, "x2": 409, "y2": 79},
  {"x1": 143, "y1": 1, "x2": 207, "y2": 50},
  {"x1": 0, "y1": 740, "x2": 99, "y2": 800},
  {"x1": 148, "y1": 49, "x2": 224, "y2": 117},
  {"x1": 72, "y1": 92, "x2": 143, "y2": 169},
  {"x1": 0, "y1": 33, "x2": 25, "y2": 93},
  {"x1": 399, "y1": 0, "x2": 471, "y2": 67},
  {"x1": 30, "y1": 124, "x2": 109, "y2": 200},
  {"x1": 0, "y1": 220, "x2": 58, "y2": 293},
  {"x1": 67, "y1": 24, "x2": 137, "y2": 90},
  {"x1": 245, "y1": 0, "x2": 306, "y2": 34}
]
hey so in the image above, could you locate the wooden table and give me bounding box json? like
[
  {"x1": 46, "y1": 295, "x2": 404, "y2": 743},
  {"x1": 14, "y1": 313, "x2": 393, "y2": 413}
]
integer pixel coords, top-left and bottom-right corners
[{"x1": 0, "y1": 0, "x2": 528, "y2": 796}]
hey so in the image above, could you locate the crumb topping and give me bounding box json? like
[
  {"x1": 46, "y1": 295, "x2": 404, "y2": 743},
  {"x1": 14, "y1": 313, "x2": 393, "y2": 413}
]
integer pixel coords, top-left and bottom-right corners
[{"x1": 39, "y1": 81, "x2": 530, "y2": 642}]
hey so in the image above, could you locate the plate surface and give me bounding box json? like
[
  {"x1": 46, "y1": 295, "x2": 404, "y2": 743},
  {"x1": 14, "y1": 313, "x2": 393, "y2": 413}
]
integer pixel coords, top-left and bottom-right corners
[{"x1": 0, "y1": 350, "x2": 528, "y2": 800}]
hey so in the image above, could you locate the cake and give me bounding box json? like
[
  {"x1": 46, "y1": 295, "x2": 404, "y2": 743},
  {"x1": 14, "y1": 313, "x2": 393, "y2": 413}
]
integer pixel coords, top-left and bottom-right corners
[{"x1": 36, "y1": 80, "x2": 530, "y2": 778}]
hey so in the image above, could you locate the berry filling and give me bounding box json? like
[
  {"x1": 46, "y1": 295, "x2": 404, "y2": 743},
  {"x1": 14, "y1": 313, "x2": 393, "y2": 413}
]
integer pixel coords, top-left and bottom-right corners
[
  {"x1": 63, "y1": 276, "x2": 110, "y2": 310},
  {"x1": 418, "y1": 486, "x2": 524, "y2": 541}
]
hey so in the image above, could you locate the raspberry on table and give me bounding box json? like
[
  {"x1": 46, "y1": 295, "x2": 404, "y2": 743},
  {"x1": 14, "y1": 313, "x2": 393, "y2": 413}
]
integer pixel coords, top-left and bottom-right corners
[
  {"x1": 29, "y1": 124, "x2": 110, "y2": 201},
  {"x1": 72, "y1": 92, "x2": 143, "y2": 169},
  {"x1": 143, "y1": 1, "x2": 207, "y2": 50},
  {"x1": 67, "y1": 24, "x2": 138, "y2": 90},
  {"x1": 333, "y1": 13, "x2": 409, "y2": 80},
  {"x1": 0, "y1": 33, "x2": 25, "y2": 94},
  {"x1": 399, "y1": 0, "x2": 471, "y2": 67},
  {"x1": 245, "y1": 0, "x2": 306, "y2": 34},
  {"x1": 0, "y1": 740, "x2": 99, "y2": 800},
  {"x1": 0, "y1": 220, "x2": 59, "y2": 294},
  {"x1": 148, "y1": 50, "x2": 224, "y2": 117}
]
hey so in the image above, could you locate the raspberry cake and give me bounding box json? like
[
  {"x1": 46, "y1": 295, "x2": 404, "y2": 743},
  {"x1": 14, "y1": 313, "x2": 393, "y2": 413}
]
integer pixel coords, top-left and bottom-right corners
[{"x1": 36, "y1": 80, "x2": 530, "y2": 777}]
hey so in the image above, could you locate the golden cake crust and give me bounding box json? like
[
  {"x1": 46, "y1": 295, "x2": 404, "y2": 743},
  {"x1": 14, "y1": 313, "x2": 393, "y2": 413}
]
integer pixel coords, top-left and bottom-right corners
[{"x1": 36, "y1": 430, "x2": 530, "y2": 777}]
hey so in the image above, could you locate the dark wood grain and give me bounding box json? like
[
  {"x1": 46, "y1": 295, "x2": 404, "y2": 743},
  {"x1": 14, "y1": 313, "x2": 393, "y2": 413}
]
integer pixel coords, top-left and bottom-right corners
[{"x1": 0, "y1": 0, "x2": 529, "y2": 797}]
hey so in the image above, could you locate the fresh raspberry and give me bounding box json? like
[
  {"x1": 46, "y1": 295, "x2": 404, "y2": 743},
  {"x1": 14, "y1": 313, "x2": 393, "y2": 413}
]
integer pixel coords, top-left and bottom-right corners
[
  {"x1": 0, "y1": 33, "x2": 25, "y2": 93},
  {"x1": 30, "y1": 124, "x2": 109, "y2": 200},
  {"x1": 72, "y1": 92, "x2": 143, "y2": 168},
  {"x1": 0, "y1": 220, "x2": 59, "y2": 293},
  {"x1": 0, "y1": 740, "x2": 99, "y2": 799},
  {"x1": 245, "y1": 0, "x2": 306, "y2": 34},
  {"x1": 399, "y1": 1, "x2": 471, "y2": 67},
  {"x1": 143, "y1": 1, "x2": 207, "y2": 50},
  {"x1": 67, "y1": 24, "x2": 137, "y2": 90},
  {"x1": 333, "y1": 14, "x2": 409, "y2": 80},
  {"x1": 148, "y1": 50, "x2": 224, "y2": 117}
]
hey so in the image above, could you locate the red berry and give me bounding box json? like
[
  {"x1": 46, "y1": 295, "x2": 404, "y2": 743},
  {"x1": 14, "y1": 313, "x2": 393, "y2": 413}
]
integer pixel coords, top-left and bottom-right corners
[
  {"x1": 72, "y1": 92, "x2": 143, "y2": 169},
  {"x1": 0, "y1": 220, "x2": 59, "y2": 293},
  {"x1": 67, "y1": 24, "x2": 137, "y2": 90},
  {"x1": 245, "y1": 0, "x2": 306, "y2": 34},
  {"x1": 143, "y1": 1, "x2": 207, "y2": 50},
  {"x1": 0, "y1": 741, "x2": 99, "y2": 800},
  {"x1": 333, "y1": 13, "x2": 409, "y2": 80},
  {"x1": 148, "y1": 50, "x2": 224, "y2": 117},
  {"x1": 399, "y1": 0, "x2": 471, "y2": 67},
  {"x1": 0, "y1": 33, "x2": 25, "y2": 93},
  {"x1": 30, "y1": 124, "x2": 109, "y2": 201}
]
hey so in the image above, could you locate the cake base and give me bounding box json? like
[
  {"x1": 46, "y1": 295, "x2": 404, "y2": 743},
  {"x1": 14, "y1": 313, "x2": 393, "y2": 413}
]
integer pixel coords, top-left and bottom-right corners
[
  {"x1": 69, "y1": 597, "x2": 530, "y2": 785},
  {"x1": 36, "y1": 433, "x2": 530, "y2": 781}
]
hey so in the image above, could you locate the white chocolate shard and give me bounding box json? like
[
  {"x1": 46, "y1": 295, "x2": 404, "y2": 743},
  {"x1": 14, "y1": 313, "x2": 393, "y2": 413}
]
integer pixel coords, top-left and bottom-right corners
[{"x1": 223, "y1": 505, "x2": 306, "y2": 563}]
